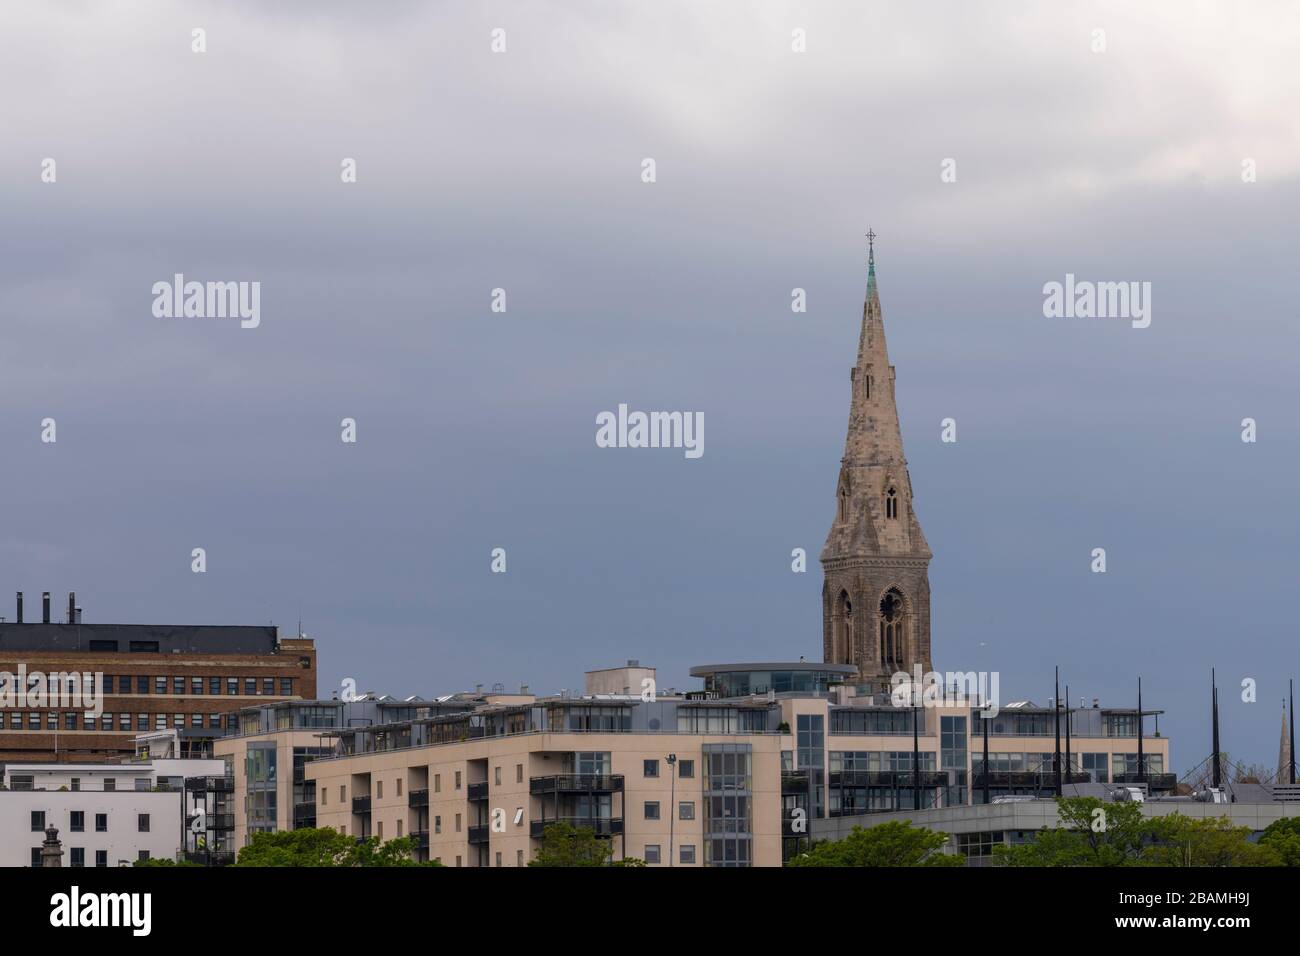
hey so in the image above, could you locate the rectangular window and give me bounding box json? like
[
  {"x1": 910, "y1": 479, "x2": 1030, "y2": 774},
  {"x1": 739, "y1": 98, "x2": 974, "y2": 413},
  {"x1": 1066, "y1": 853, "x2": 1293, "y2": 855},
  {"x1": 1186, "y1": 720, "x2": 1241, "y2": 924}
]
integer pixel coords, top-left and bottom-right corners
[
  {"x1": 435, "y1": 815, "x2": 441, "y2": 834},
  {"x1": 645, "y1": 844, "x2": 661, "y2": 864},
  {"x1": 680, "y1": 845, "x2": 696, "y2": 864},
  {"x1": 209, "y1": 714, "x2": 221, "y2": 728},
  {"x1": 31, "y1": 811, "x2": 45, "y2": 832},
  {"x1": 28, "y1": 713, "x2": 39, "y2": 730},
  {"x1": 173, "y1": 714, "x2": 184, "y2": 728},
  {"x1": 173, "y1": 677, "x2": 185, "y2": 694},
  {"x1": 137, "y1": 851, "x2": 149, "y2": 862},
  {"x1": 70, "y1": 778, "x2": 80, "y2": 792},
  {"x1": 644, "y1": 801, "x2": 660, "y2": 820},
  {"x1": 434, "y1": 774, "x2": 441, "y2": 793},
  {"x1": 227, "y1": 678, "x2": 238, "y2": 696},
  {"x1": 30, "y1": 848, "x2": 41, "y2": 868},
  {"x1": 138, "y1": 813, "x2": 150, "y2": 833},
  {"x1": 209, "y1": 677, "x2": 221, "y2": 695},
  {"x1": 339, "y1": 785, "x2": 346, "y2": 803},
  {"x1": 262, "y1": 678, "x2": 274, "y2": 696},
  {"x1": 135, "y1": 778, "x2": 149, "y2": 792},
  {"x1": 494, "y1": 766, "x2": 502, "y2": 786},
  {"x1": 102, "y1": 675, "x2": 114, "y2": 694},
  {"x1": 377, "y1": 781, "x2": 383, "y2": 800},
  {"x1": 396, "y1": 779, "x2": 402, "y2": 797},
  {"x1": 679, "y1": 759, "x2": 695, "y2": 779},
  {"x1": 119, "y1": 714, "x2": 131, "y2": 730},
  {"x1": 70, "y1": 848, "x2": 85, "y2": 867},
  {"x1": 137, "y1": 675, "x2": 148, "y2": 694},
  {"x1": 104, "y1": 779, "x2": 116, "y2": 792},
  {"x1": 95, "y1": 813, "x2": 107, "y2": 832},
  {"x1": 64, "y1": 713, "x2": 77, "y2": 731},
  {"x1": 679, "y1": 801, "x2": 695, "y2": 821},
  {"x1": 95, "y1": 850, "x2": 107, "y2": 867},
  {"x1": 455, "y1": 813, "x2": 461, "y2": 832},
  {"x1": 516, "y1": 763, "x2": 523, "y2": 783},
  {"x1": 190, "y1": 714, "x2": 202, "y2": 727},
  {"x1": 70, "y1": 811, "x2": 84, "y2": 832},
  {"x1": 643, "y1": 759, "x2": 659, "y2": 778},
  {"x1": 245, "y1": 678, "x2": 256, "y2": 696},
  {"x1": 155, "y1": 715, "x2": 167, "y2": 730},
  {"x1": 280, "y1": 678, "x2": 293, "y2": 696},
  {"x1": 455, "y1": 771, "x2": 462, "y2": 790},
  {"x1": 191, "y1": 677, "x2": 202, "y2": 695},
  {"x1": 154, "y1": 677, "x2": 166, "y2": 694}
]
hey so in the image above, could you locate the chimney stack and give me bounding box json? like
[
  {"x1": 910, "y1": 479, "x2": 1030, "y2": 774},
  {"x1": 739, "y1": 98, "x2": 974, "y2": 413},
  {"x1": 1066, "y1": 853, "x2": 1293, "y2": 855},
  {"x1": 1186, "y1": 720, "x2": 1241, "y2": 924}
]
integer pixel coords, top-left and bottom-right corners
[
  {"x1": 67, "y1": 592, "x2": 76, "y2": 624},
  {"x1": 42, "y1": 592, "x2": 51, "y2": 624},
  {"x1": 15, "y1": 591, "x2": 22, "y2": 624}
]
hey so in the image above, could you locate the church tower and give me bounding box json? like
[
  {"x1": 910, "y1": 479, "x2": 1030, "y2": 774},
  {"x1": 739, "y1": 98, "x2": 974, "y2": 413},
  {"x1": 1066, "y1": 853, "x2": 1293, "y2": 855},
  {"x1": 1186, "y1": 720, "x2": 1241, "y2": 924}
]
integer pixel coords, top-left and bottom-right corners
[{"x1": 821, "y1": 233, "x2": 933, "y2": 690}]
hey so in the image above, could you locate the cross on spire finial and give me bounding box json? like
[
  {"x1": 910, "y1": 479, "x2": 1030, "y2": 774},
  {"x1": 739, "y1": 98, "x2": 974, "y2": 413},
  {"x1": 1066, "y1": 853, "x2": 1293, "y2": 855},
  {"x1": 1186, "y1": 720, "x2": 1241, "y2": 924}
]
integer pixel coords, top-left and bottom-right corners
[{"x1": 866, "y1": 228, "x2": 876, "y2": 264}]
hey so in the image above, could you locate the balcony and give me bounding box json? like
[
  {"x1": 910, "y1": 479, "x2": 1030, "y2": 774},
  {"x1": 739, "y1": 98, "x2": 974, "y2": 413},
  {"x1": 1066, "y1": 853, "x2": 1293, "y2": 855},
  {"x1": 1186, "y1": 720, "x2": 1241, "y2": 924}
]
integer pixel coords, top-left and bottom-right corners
[
  {"x1": 185, "y1": 776, "x2": 235, "y2": 793},
  {"x1": 1113, "y1": 773, "x2": 1177, "y2": 791},
  {"x1": 292, "y1": 765, "x2": 307, "y2": 784},
  {"x1": 828, "y1": 770, "x2": 949, "y2": 788},
  {"x1": 467, "y1": 825, "x2": 489, "y2": 845},
  {"x1": 781, "y1": 773, "x2": 809, "y2": 794},
  {"x1": 467, "y1": 781, "x2": 489, "y2": 801},
  {"x1": 206, "y1": 813, "x2": 236, "y2": 831},
  {"x1": 408, "y1": 789, "x2": 428, "y2": 808},
  {"x1": 968, "y1": 770, "x2": 1093, "y2": 788},
  {"x1": 530, "y1": 817, "x2": 624, "y2": 839},
  {"x1": 412, "y1": 830, "x2": 429, "y2": 851},
  {"x1": 351, "y1": 796, "x2": 371, "y2": 814},
  {"x1": 529, "y1": 774, "x2": 624, "y2": 795},
  {"x1": 292, "y1": 803, "x2": 316, "y2": 828},
  {"x1": 184, "y1": 850, "x2": 235, "y2": 867}
]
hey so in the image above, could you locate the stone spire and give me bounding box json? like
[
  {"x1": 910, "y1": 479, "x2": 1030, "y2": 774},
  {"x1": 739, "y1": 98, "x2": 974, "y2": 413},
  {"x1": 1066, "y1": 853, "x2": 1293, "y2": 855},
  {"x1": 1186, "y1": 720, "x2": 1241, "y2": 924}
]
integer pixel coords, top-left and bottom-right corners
[{"x1": 821, "y1": 234, "x2": 933, "y2": 687}]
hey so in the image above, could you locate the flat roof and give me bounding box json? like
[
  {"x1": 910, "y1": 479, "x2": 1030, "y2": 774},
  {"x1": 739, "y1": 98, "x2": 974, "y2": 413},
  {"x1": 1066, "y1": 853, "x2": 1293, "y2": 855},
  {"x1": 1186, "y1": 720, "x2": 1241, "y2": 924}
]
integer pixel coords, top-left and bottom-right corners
[
  {"x1": 690, "y1": 662, "x2": 859, "y2": 676},
  {"x1": 0, "y1": 622, "x2": 282, "y2": 655}
]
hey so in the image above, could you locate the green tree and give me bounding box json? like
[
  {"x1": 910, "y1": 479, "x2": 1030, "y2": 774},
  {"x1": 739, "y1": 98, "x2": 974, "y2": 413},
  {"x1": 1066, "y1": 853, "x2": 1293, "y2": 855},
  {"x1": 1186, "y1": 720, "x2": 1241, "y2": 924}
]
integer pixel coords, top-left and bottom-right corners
[
  {"x1": 994, "y1": 797, "x2": 1148, "y2": 867},
  {"x1": 1143, "y1": 813, "x2": 1278, "y2": 867},
  {"x1": 133, "y1": 857, "x2": 201, "y2": 867},
  {"x1": 786, "y1": 820, "x2": 961, "y2": 867},
  {"x1": 1259, "y1": 817, "x2": 1300, "y2": 866},
  {"x1": 528, "y1": 822, "x2": 642, "y2": 867},
  {"x1": 234, "y1": 828, "x2": 440, "y2": 867}
]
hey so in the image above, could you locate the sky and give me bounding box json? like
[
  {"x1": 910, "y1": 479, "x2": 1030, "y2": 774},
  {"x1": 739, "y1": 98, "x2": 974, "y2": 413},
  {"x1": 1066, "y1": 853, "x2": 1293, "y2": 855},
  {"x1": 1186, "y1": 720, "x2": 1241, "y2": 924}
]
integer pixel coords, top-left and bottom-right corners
[{"x1": 2, "y1": 1, "x2": 1299, "y2": 776}]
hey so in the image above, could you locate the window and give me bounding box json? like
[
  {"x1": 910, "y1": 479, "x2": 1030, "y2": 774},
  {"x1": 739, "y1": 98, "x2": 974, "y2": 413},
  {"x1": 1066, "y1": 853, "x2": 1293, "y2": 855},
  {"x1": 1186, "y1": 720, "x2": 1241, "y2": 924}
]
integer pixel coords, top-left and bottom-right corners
[
  {"x1": 879, "y1": 587, "x2": 906, "y2": 669},
  {"x1": 95, "y1": 813, "x2": 107, "y2": 832},
  {"x1": 396, "y1": 779, "x2": 402, "y2": 797},
  {"x1": 135, "y1": 778, "x2": 149, "y2": 792},
  {"x1": 645, "y1": 844, "x2": 661, "y2": 864},
  {"x1": 155, "y1": 715, "x2": 167, "y2": 730},
  {"x1": 70, "y1": 848, "x2": 85, "y2": 867},
  {"x1": 262, "y1": 678, "x2": 274, "y2": 696},
  {"x1": 154, "y1": 677, "x2": 166, "y2": 694},
  {"x1": 435, "y1": 815, "x2": 442, "y2": 834},
  {"x1": 886, "y1": 486, "x2": 898, "y2": 519},
  {"x1": 103, "y1": 675, "x2": 114, "y2": 694},
  {"x1": 376, "y1": 781, "x2": 383, "y2": 799},
  {"x1": 95, "y1": 850, "x2": 107, "y2": 867},
  {"x1": 495, "y1": 852, "x2": 502, "y2": 867},
  {"x1": 280, "y1": 678, "x2": 293, "y2": 696},
  {"x1": 173, "y1": 714, "x2": 184, "y2": 728},
  {"x1": 643, "y1": 759, "x2": 659, "y2": 778},
  {"x1": 339, "y1": 785, "x2": 346, "y2": 803},
  {"x1": 377, "y1": 822, "x2": 383, "y2": 839},
  {"x1": 644, "y1": 801, "x2": 660, "y2": 820},
  {"x1": 680, "y1": 845, "x2": 696, "y2": 864},
  {"x1": 173, "y1": 677, "x2": 185, "y2": 694},
  {"x1": 191, "y1": 677, "x2": 202, "y2": 695},
  {"x1": 100, "y1": 714, "x2": 112, "y2": 731},
  {"x1": 517, "y1": 849, "x2": 523, "y2": 866},
  {"x1": 31, "y1": 811, "x2": 45, "y2": 832},
  {"x1": 137, "y1": 675, "x2": 148, "y2": 694},
  {"x1": 494, "y1": 766, "x2": 502, "y2": 786},
  {"x1": 208, "y1": 714, "x2": 221, "y2": 728},
  {"x1": 47, "y1": 712, "x2": 57, "y2": 730},
  {"x1": 64, "y1": 713, "x2": 77, "y2": 731},
  {"x1": 137, "y1": 813, "x2": 150, "y2": 833},
  {"x1": 455, "y1": 771, "x2": 462, "y2": 790},
  {"x1": 227, "y1": 678, "x2": 238, "y2": 696},
  {"x1": 137, "y1": 851, "x2": 150, "y2": 862},
  {"x1": 104, "y1": 778, "x2": 116, "y2": 792},
  {"x1": 28, "y1": 713, "x2": 39, "y2": 730},
  {"x1": 70, "y1": 778, "x2": 80, "y2": 792},
  {"x1": 679, "y1": 759, "x2": 695, "y2": 779},
  {"x1": 120, "y1": 714, "x2": 131, "y2": 730},
  {"x1": 70, "y1": 811, "x2": 84, "y2": 832},
  {"x1": 455, "y1": 814, "x2": 462, "y2": 833},
  {"x1": 244, "y1": 678, "x2": 256, "y2": 696},
  {"x1": 209, "y1": 677, "x2": 221, "y2": 695},
  {"x1": 434, "y1": 773, "x2": 441, "y2": 793},
  {"x1": 679, "y1": 801, "x2": 695, "y2": 821},
  {"x1": 8, "y1": 713, "x2": 18, "y2": 729},
  {"x1": 516, "y1": 763, "x2": 523, "y2": 783},
  {"x1": 30, "y1": 848, "x2": 41, "y2": 868}
]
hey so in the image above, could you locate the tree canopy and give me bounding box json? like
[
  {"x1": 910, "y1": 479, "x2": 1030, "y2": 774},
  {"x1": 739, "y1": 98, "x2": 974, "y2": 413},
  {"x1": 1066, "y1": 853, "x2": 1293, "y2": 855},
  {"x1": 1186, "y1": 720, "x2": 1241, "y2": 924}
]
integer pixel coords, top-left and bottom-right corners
[
  {"x1": 786, "y1": 820, "x2": 962, "y2": 867},
  {"x1": 233, "y1": 828, "x2": 439, "y2": 867}
]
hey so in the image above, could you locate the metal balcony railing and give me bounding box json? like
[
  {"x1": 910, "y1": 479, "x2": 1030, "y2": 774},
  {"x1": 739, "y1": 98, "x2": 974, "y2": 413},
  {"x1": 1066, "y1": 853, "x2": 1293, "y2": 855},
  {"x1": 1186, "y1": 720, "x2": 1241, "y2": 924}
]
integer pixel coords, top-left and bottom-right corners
[
  {"x1": 529, "y1": 817, "x2": 624, "y2": 839},
  {"x1": 408, "y1": 789, "x2": 428, "y2": 808},
  {"x1": 467, "y1": 782, "x2": 489, "y2": 801},
  {"x1": 467, "y1": 825, "x2": 489, "y2": 845},
  {"x1": 351, "y1": 796, "x2": 371, "y2": 814},
  {"x1": 528, "y1": 774, "x2": 624, "y2": 795}
]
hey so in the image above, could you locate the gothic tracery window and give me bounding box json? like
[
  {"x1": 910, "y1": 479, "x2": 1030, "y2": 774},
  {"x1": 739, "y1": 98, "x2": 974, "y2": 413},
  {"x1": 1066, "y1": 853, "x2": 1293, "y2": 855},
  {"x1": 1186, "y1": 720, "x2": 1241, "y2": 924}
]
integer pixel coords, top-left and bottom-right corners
[
  {"x1": 879, "y1": 588, "x2": 905, "y2": 669},
  {"x1": 885, "y1": 487, "x2": 898, "y2": 519},
  {"x1": 836, "y1": 590, "x2": 854, "y2": 665}
]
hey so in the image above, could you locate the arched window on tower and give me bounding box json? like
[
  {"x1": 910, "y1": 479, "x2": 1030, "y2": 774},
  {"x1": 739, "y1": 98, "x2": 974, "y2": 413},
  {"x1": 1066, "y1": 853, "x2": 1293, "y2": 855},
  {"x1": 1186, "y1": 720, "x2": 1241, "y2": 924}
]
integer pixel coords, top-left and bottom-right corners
[
  {"x1": 835, "y1": 590, "x2": 855, "y2": 665},
  {"x1": 837, "y1": 486, "x2": 849, "y2": 523},
  {"x1": 886, "y1": 487, "x2": 898, "y2": 519},
  {"x1": 879, "y1": 588, "x2": 906, "y2": 670}
]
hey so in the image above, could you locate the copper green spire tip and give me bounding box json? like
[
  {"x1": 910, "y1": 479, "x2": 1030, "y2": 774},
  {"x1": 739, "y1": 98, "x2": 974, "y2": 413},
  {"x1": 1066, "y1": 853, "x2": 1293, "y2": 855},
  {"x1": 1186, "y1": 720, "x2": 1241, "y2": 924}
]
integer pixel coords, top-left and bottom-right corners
[{"x1": 866, "y1": 227, "x2": 877, "y2": 292}]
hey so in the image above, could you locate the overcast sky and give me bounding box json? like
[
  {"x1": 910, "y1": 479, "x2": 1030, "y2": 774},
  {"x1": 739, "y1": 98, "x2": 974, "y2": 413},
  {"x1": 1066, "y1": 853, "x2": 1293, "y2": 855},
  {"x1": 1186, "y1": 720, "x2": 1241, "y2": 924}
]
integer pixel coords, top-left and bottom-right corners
[{"x1": 3, "y1": 1, "x2": 1299, "y2": 775}]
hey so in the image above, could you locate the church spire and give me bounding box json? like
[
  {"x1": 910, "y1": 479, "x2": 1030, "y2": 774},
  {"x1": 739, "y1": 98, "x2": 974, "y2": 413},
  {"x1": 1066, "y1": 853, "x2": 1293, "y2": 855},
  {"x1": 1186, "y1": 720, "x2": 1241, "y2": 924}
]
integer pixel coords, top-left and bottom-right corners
[{"x1": 821, "y1": 234, "x2": 933, "y2": 687}]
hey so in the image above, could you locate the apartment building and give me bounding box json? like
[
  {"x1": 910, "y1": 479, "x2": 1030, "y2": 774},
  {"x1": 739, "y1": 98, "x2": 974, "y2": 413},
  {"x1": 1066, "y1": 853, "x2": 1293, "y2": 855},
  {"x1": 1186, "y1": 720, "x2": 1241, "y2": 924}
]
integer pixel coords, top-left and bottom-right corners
[
  {"x1": 298, "y1": 661, "x2": 1170, "y2": 867},
  {"x1": 0, "y1": 591, "x2": 316, "y2": 762}
]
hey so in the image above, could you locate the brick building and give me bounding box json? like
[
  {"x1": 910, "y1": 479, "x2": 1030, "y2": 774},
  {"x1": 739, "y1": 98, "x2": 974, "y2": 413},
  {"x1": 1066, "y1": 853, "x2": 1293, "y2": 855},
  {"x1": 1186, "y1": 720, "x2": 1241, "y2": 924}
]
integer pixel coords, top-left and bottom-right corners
[{"x1": 0, "y1": 591, "x2": 316, "y2": 762}]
